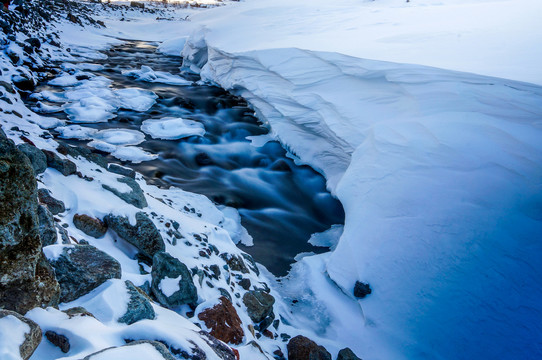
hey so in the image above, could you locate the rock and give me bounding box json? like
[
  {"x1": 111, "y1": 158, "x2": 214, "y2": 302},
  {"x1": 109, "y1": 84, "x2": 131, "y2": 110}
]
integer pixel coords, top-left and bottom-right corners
[
  {"x1": 198, "y1": 296, "x2": 244, "y2": 345},
  {"x1": 73, "y1": 214, "x2": 107, "y2": 238},
  {"x1": 37, "y1": 204, "x2": 57, "y2": 246},
  {"x1": 47, "y1": 244, "x2": 122, "y2": 302},
  {"x1": 220, "y1": 253, "x2": 249, "y2": 274},
  {"x1": 0, "y1": 80, "x2": 15, "y2": 94},
  {"x1": 17, "y1": 143, "x2": 46, "y2": 174},
  {"x1": 56, "y1": 224, "x2": 71, "y2": 244},
  {"x1": 0, "y1": 131, "x2": 60, "y2": 313},
  {"x1": 24, "y1": 37, "x2": 41, "y2": 49},
  {"x1": 118, "y1": 280, "x2": 155, "y2": 325},
  {"x1": 239, "y1": 278, "x2": 251, "y2": 290},
  {"x1": 287, "y1": 335, "x2": 331, "y2": 360},
  {"x1": 130, "y1": 1, "x2": 145, "y2": 8},
  {"x1": 83, "y1": 340, "x2": 176, "y2": 360},
  {"x1": 0, "y1": 310, "x2": 42, "y2": 360},
  {"x1": 37, "y1": 188, "x2": 65, "y2": 215},
  {"x1": 337, "y1": 347, "x2": 362, "y2": 360},
  {"x1": 57, "y1": 144, "x2": 108, "y2": 169},
  {"x1": 198, "y1": 331, "x2": 237, "y2": 360},
  {"x1": 102, "y1": 177, "x2": 147, "y2": 209},
  {"x1": 63, "y1": 306, "x2": 95, "y2": 318},
  {"x1": 108, "y1": 163, "x2": 135, "y2": 179},
  {"x1": 353, "y1": 281, "x2": 371, "y2": 299},
  {"x1": 45, "y1": 330, "x2": 70, "y2": 353},
  {"x1": 105, "y1": 212, "x2": 165, "y2": 261},
  {"x1": 242, "y1": 290, "x2": 275, "y2": 323},
  {"x1": 241, "y1": 253, "x2": 260, "y2": 276},
  {"x1": 42, "y1": 150, "x2": 77, "y2": 176},
  {"x1": 151, "y1": 251, "x2": 197, "y2": 308}
]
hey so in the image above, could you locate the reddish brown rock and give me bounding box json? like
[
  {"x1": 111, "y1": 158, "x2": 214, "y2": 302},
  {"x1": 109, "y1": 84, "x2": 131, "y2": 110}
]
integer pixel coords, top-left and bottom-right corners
[
  {"x1": 73, "y1": 214, "x2": 107, "y2": 238},
  {"x1": 287, "y1": 335, "x2": 331, "y2": 360},
  {"x1": 198, "y1": 296, "x2": 244, "y2": 345}
]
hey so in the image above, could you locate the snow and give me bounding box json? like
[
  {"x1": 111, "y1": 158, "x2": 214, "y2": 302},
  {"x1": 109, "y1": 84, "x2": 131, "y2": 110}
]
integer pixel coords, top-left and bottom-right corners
[
  {"x1": 113, "y1": 88, "x2": 158, "y2": 112},
  {"x1": 141, "y1": 117, "x2": 205, "y2": 140},
  {"x1": 111, "y1": 146, "x2": 158, "y2": 163},
  {"x1": 157, "y1": 36, "x2": 187, "y2": 56},
  {"x1": 56, "y1": 125, "x2": 98, "y2": 140},
  {"x1": 85, "y1": 343, "x2": 167, "y2": 360},
  {"x1": 159, "y1": 275, "x2": 183, "y2": 297},
  {"x1": 0, "y1": 315, "x2": 30, "y2": 360},
  {"x1": 308, "y1": 224, "x2": 343, "y2": 250},
  {"x1": 94, "y1": 129, "x2": 146, "y2": 146},
  {"x1": 122, "y1": 66, "x2": 192, "y2": 86}
]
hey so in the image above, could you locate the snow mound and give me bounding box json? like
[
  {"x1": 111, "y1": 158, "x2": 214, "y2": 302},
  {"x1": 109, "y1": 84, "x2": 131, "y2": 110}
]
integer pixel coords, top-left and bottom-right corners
[
  {"x1": 122, "y1": 65, "x2": 192, "y2": 86},
  {"x1": 111, "y1": 146, "x2": 158, "y2": 163},
  {"x1": 141, "y1": 117, "x2": 205, "y2": 140},
  {"x1": 94, "y1": 129, "x2": 146, "y2": 146},
  {"x1": 56, "y1": 125, "x2": 98, "y2": 140},
  {"x1": 114, "y1": 88, "x2": 158, "y2": 112}
]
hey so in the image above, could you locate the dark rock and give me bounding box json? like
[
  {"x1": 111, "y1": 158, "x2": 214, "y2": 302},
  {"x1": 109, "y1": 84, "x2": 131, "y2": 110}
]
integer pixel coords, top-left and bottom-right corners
[
  {"x1": 130, "y1": 1, "x2": 145, "y2": 8},
  {"x1": 241, "y1": 253, "x2": 260, "y2": 276},
  {"x1": 242, "y1": 290, "x2": 275, "y2": 323},
  {"x1": 108, "y1": 163, "x2": 135, "y2": 179},
  {"x1": 198, "y1": 296, "x2": 244, "y2": 345},
  {"x1": 257, "y1": 312, "x2": 274, "y2": 331},
  {"x1": 42, "y1": 150, "x2": 77, "y2": 176},
  {"x1": 17, "y1": 143, "x2": 46, "y2": 174},
  {"x1": 287, "y1": 335, "x2": 331, "y2": 360},
  {"x1": 37, "y1": 204, "x2": 57, "y2": 246},
  {"x1": 57, "y1": 144, "x2": 108, "y2": 169},
  {"x1": 73, "y1": 214, "x2": 107, "y2": 238},
  {"x1": 0, "y1": 132, "x2": 60, "y2": 313},
  {"x1": 83, "y1": 340, "x2": 176, "y2": 360},
  {"x1": 102, "y1": 177, "x2": 147, "y2": 209},
  {"x1": 48, "y1": 244, "x2": 122, "y2": 302},
  {"x1": 12, "y1": 74, "x2": 35, "y2": 92},
  {"x1": 45, "y1": 330, "x2": 70, "y2": 353},
  {"x1": 118, "y1": 280, "x2": 155, "y2": 325},
  {"x1": 0, "y1": 310, "x2": 42, "y2": 360},
  {"x1": 105, "y1": 212, "x2": 165, "y2": 261},
  {"x1": 353, "y1": 281, "x2": 371, "y2": 299},
  {"x1": 37, "y1": 188, "x2": 65, "y2": 215},
  {"x1": 24, "y1": 37, "x2": 41, "y2": 49},
  {"x1": 0, "y1": 80, "x2": 16, "y2": 94},
  {"x1": 337, "y1": 347, "x2": 362, "y2": 360},
  {"x1": 198, "y1": 331, "x2": 237, "y2": 360},
  {"x1": 220, "y1": 253, "x2": 249, "y2": 274},
  {"x1": 151, "y1": 251, "x2": 197, "y2": 308},
  {"x1": 56, "y1": 224, "x2": 71, "y2": 244},
  {"x1": 239, "y1": 278, "x2": 251, "y2": 290},
  {"x1": 63, "y1": 306, "x2": 95, "y2": 318}
]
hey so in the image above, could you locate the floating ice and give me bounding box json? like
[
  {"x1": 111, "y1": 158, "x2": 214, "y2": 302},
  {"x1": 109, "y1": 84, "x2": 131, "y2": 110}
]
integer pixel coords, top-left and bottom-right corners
[
  {"x1": 93, "y1": 129, "x2": 146, "y2": 146},
  {"x1": 32, "y1": 101, "x2": 63, "y2": 114},
  {"x1": 48, "y1": 73, "x2": 87, "y2": 87},
  {"x1": 114, "y1": 88, "x2": 158, "y2": 112},
  {"x1": 122, "y1": 66, "x2": 192, "y2": 86},
  {"x1": 62, "y1": 62, "x2": 105, "y2": 72},
  {"x1": 64, "y1": 96, "x2": 117, "y2": 123},
  {"x1": 88, "y1": 140, "x2": 117, "y2": 153},
  {"x1": 56, "y1": 125, "x2": 98, "y2": 140},
  {"x1": 111, "y1": 146, "x2": 158, "y2": 163},
  {"x1": 140, "y1": 117, "x2": 205, "y2": 140},
  {"x1": 30, "y1": 90, "x2": 66, "y2": 103}
]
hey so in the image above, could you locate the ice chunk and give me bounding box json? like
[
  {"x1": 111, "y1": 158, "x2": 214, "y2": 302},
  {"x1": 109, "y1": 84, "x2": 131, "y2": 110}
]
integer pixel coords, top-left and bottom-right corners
[
  {"x1": 56, "y1": 125, "x2": 98, "y2": 140},
  {"x1": 48, "y1": 74, "x2": 85, "y2": 87},
  {"x1": 93, "y1": 129, "x2": 146, "y2": 146},
  {"x1": 122, "y1": 66, "x2": 192, "y2": 86},
  {"x1": 114, "y1": 88, "x2": 157, "y2": 112},
  {"x1": 140, "y1": 117, "x2": 205, "y2": 140},
  {"x1": 64, "y1": 96, "x2": 117, "y2": 123},
  {"x1": 111, "y1": 146, "x2": 158, "y2": 163}
]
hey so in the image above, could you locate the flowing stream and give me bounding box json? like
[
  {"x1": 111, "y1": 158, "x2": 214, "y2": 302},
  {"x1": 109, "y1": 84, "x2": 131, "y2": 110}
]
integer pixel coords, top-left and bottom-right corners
[{"x1": 27, "y1": 41, "x2": 345, "y2": 276}]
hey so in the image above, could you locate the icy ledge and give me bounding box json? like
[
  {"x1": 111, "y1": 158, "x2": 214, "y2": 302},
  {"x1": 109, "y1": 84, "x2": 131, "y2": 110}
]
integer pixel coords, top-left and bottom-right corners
[{"x1": 182, "y1": 36, "x2": 542, "y2": 359}]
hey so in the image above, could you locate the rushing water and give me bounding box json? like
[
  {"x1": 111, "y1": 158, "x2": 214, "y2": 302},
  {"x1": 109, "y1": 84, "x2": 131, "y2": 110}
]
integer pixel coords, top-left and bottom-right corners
[{"x1": 29, "y1": 41, "x2": 345, "y2": 276}]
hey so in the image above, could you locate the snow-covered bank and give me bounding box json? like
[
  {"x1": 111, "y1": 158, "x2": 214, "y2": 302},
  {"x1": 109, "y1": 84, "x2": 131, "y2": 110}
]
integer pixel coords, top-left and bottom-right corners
[{"x1": 172, "y1": 0, "x2": 542, "y2": 358}]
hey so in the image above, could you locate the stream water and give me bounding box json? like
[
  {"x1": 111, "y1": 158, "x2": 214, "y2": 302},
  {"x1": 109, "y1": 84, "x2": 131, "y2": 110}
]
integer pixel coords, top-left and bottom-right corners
[{"x1": 27, "y1": 41, "x2": 345, "y2": 276}]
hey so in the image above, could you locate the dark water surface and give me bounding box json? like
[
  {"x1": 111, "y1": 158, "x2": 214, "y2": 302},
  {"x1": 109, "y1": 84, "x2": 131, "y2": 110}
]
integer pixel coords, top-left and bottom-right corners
[{"x1": 29, "y1": 41, "x2": 344, "y2": 276}]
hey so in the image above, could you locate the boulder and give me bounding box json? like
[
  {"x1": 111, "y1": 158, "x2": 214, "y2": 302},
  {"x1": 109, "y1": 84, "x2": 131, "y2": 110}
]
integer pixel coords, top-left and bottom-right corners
[
  {"x1": 151, "y1": 251, "x2": 197, "y2": 308},
  {"x1": 37, "y1": 188, "x2": 65, "y2": 215},
  {"x1": 57, "y1": 144, "x2": 107, "y2": 169},
  {"x1": 45, "y1": 330, "x2": 70, "y2": 353},
  {"x1": 83, "y1": 340, "x2": 176, "y2": 360},
  {"x1": 287, "y1": 335, "x2": 331, "y2": 360},
  {"x1": 0, "y1": 310, "x2": 42, "y2": 360},
  {"x1": 198, "y1": 296, "x2": 244, "y2": 345},
  {"x1": 242, "y1": 290, "x2": 275, "y2": 323},
  {"x1": 337, "y1": 347, "x2": 362, "y2": 360},
  {"x1": 42, "y1": 150, "x2": 77, "y2": 176},
  {"x1": 108, "y1": 163, "x2": 135, "y2": 179},
  {"x1": 37, "y1": 204, "x2": 57, "y2": 246},
  {"x1": 118, "y1": 280, "x2": 155, "y2": 325},
  {"x1": 73, "y1": 213, "x2": 107, "y2": 238},
  {"x1": 47, "y1": 244, "x2": 122, "y2": 302},
  {"x1": 17, "y1": 143, "x2": 46, "y2": 174},
  {"x1": 105, "y1": 212, "x2": 165, "y2": 261},
  {"x1": 220, "y1": 253, "x2": 249, "y2": 274},
  {"x1": 353, "y1": 281, "x2": 371, "y2": 299},
  {"x1": 0, "y1": 131, "x2": 60, "y2": 313},
  {"x1": 102, "y1": 177, "x2": 147, "y2": 209}
]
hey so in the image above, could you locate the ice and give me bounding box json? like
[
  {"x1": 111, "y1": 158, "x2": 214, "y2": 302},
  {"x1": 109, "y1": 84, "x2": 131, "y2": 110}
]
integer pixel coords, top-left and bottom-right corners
[
  {"x1": 122, "y1": 66, "x2": 192, "y2": 86},
  {"x1": 111, "y1": 146, "x2": 158, "y2": 163},
  {"x1": 114, "y1": 88, "x2": 158, "y2": 112},
  {"x1": 48, "y1": 73, "x2": 85, "y2": 87},
  {"x1": 157, "y1": 36, "x2": 187, "y2": 56},
  {"x1": 88, "y1": 140, "x2": 117, "y2": 153},
  {"x1": 308, "y1": 224, "x2": 343, "y2": 250},
  {"x1": 159, "y1": 275, "x2": 182, "y2": 297},
  {"x1": 93, "y1": 129, "x2": 146, "y2": 146},
  {"x1": 64, "y1": 95, "x2": 117, "y2": 123},
  {"x1": 31, "y1": 101, "x2": 63, "y2": 114},
  {"x1": 140, "y1": 117, "x2": 205, "y2": 140},
  {"x1": 0, "y1": 315, "x2": 30, "y2": 360},
  {"x1": 62, "y1": 62, "x2": 105, "y2": 71},
  {"x1": 56, "y1": 125, "x2": 98, "y2": 140}
]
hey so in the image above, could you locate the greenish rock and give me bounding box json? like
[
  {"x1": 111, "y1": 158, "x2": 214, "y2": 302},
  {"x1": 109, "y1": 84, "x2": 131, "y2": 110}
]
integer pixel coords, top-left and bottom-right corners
[
  {"x1": 102, "y1": 177, "x2": 147, "y2": 209},
  {"x1": 108, "y1": 163, "x2": 135, "y2": 179},
  {"x1": 151, "y1": 251, "x2": 198, "y2": 308},
  {"x1": 37, "y1": 188, "x2": 65, "y2": 215},
  {"x1": 118, "y1": 280, "x2": 155, "y2": 325},
  {"x1": 105, "y1": 212, "x2": 165, "y2": 261},
  {"x1": 17, "y1": 143, "x2": 46, "y2": 174},
  {"x1": 37, "y1": 204, "x2": 57, "y2": 246},
  {"x1": 242, "y1": 290, "x2": 275, "y2": 323}
]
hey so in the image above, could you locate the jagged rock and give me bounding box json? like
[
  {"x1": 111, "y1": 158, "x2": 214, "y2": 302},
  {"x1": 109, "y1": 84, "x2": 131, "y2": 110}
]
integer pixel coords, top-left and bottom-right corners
[
  {"x1": 0, "y1": 310, "x2": 42, "y2": 360},
  {"x1": 220, "y1": 253, "x2": 249, "y2": 274},
  {"x1": 242, "y1": 290, "x2": 275, "y2": 323},
  {"x1": 45, "y1": 330, "x2": 70, "y2": 353},
  {"x1": 353, "y1": 281, "x2": 371, "y2": 299},
  {"x1": 47, "y1": 244, "x2": 122, "y2": 302},
  {"x1": 118, "y1": 280, "x2": 155, "y2": 325},
  {"x1": 287, "y1": 335, "x2": 331, "y2": 360},
  {"x1": 337, "y1": 347, "x2": 362, "y2": 360},
  {"x1": 198, "y1": 331, "x2": 237, "y2": 360},
  {"x1": 56, "y1": 224, "x2": 71, "y2": 244},
  {"x1": 241, "y1": 253, "x2": 260, "y2": 276},
  {"x1": 102, "y1": 177, "x2": 147, "y2": 209},
  {"x1": 73, "y1": 213, "x2": 107, "y2": 238},
  {"x1": 0, "y1": 131, "x2": 60, "y2": 313},
  {"x1": 37, "y1": 204, "x2": 57, "y2": 246},
  {"x1": 42, "y1": 150, "x2": 77, "y2": 176},
  {"x1": 57, "y1": 144, "x2": 108, "y2": 169},
  {"x1": 37, "y1": 188, "x2": 65, "y2": 215},
  {"x1": 198, "y1": 296, "x2": 244, "y2": 345},
  {"x1": 105, "y1": 212, "x2": 165, "y2": 261},
  {"x1": 24, "y1": 37, "x2": 41, "y2": 49},
  {"x1": 151, "y1": 251, "x2": 197, "y2": 308},
  {"x1": 108, "y1": 163, "x2": 135, "y2": 179},
  {"x1": 82, "y1": 340, "x2": 176, "y2": 360},
  {"x1": 17, "y1": 143, "x2": 46, "y2": 174}
]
